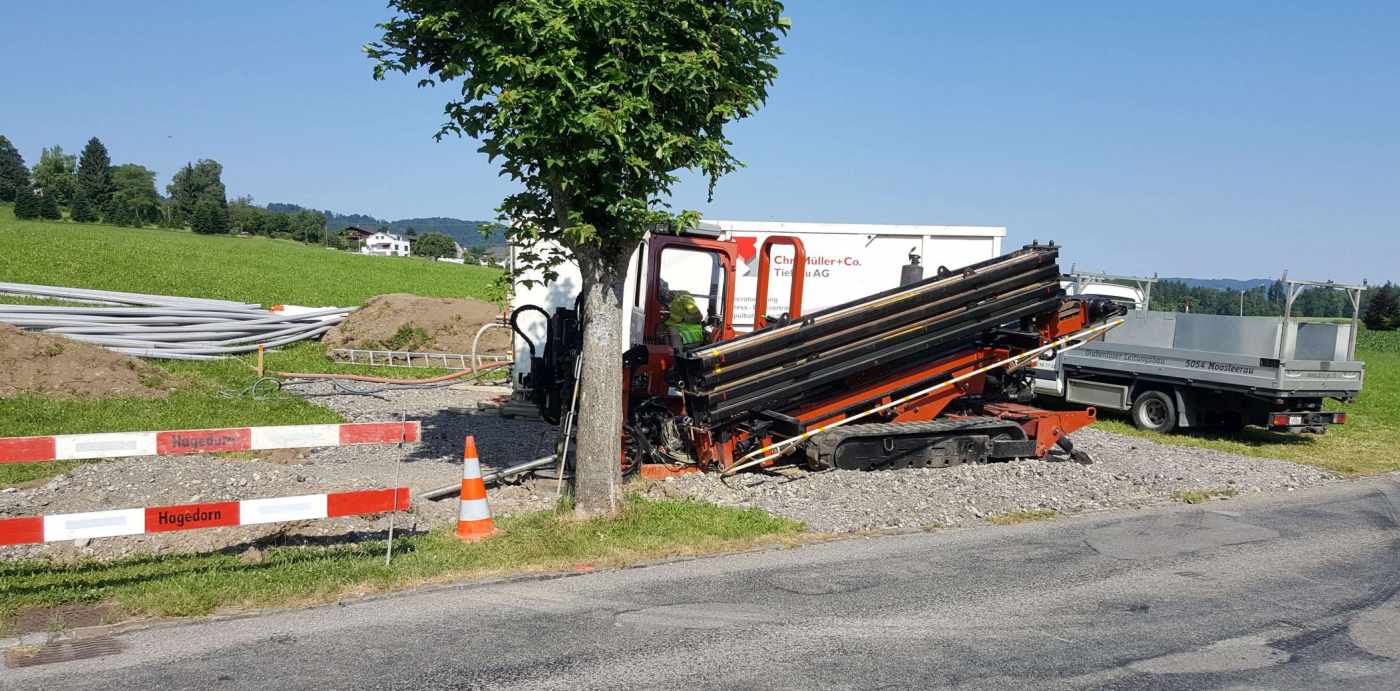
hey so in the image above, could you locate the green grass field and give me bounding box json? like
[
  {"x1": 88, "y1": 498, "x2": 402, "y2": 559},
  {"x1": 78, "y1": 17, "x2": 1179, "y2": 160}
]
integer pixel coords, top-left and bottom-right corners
[
  {"x1": 0, "y1": 204, "x2": 502, "y2": 487},
  {"x1": 0, "y1": 497, "x2": 804, "y2": 634},
  {"x1": 1358, "y1": 328, "x2": 1400, "y2": 353},
  {"x1": 0, "y1": 339, "x2": 477, "y2": 488},
  {"x1": 0, "y1": 205, "x2": 501, "y2": 307}
]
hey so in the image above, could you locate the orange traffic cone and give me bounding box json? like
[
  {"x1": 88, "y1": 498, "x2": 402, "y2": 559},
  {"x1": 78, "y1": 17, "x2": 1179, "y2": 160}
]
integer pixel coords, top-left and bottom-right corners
[{"x1": 456, "y1": 436, "x2": 495, "y2": 541}]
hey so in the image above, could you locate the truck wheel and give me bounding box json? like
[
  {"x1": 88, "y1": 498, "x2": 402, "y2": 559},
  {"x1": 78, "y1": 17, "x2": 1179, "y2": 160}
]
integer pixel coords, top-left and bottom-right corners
[{"x1": 1131, "y1": 390, "x2": 1177, "y2": 433}]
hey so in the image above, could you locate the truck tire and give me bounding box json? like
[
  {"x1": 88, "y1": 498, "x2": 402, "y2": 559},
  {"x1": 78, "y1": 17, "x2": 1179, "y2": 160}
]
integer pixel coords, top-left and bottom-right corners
[{"x1": 1131, "y1": 390, "x2": 1177, "y2": 433}]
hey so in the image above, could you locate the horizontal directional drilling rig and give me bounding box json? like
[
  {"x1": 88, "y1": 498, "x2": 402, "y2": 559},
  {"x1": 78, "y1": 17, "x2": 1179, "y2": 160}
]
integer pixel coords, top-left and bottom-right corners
[{"x1": 514, "y1": 231, "x2": 1124, "y2": 477}]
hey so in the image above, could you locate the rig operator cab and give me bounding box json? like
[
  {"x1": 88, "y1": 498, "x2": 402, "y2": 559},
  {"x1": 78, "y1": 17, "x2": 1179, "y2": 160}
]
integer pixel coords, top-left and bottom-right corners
[{"x1": 514, "y1": 229, "x2": 810, "y2": 470}]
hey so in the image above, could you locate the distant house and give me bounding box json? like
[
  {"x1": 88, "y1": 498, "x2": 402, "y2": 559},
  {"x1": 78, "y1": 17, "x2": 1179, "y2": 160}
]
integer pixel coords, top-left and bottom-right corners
[
  {"x1": 344, "y1": 226, "x2": 376, "y2": 244},
  {"x1": 360, "y1": 231, "x2": 411, "y2": 257}
]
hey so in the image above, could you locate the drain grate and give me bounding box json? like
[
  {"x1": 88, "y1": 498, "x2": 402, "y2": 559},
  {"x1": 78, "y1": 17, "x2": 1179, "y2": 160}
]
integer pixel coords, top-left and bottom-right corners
[
  {"x1": 13, "y1": 604, "x2": 116, "y2": 634},
  {"x1": 5, "y1": 636, "x2": 125, "y2": 668}
]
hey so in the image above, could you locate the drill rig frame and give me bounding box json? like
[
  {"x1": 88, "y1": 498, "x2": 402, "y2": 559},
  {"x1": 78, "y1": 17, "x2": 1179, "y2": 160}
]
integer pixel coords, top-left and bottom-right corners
[{"x1": 514, "y1": 232, "x2": 1122, "y2": 476}]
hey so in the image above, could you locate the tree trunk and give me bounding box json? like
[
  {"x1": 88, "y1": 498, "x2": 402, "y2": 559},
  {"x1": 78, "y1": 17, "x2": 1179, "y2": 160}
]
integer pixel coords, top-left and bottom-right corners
[{"x1": 571, "y1": 253, "x2": 629, "y2": 518}]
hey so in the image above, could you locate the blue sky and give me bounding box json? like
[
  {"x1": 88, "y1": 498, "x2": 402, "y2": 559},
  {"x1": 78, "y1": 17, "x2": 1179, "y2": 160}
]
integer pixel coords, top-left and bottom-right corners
[{"x1": 4, "y1": 2, "x2": 1396, "y2": 281}]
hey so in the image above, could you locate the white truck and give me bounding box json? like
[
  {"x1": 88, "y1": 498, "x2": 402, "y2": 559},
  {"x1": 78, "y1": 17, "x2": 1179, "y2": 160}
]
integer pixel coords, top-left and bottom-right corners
[
  {"x1": 509, "y1": 220, "x2": 1007, "y2": 380},
  {"x1": 1033, "y1": 272, "x2": 1366, "y2": 434}
]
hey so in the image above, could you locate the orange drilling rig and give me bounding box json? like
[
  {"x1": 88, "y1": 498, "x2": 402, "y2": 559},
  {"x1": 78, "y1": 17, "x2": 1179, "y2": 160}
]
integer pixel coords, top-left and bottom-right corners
[{"x1": 513, "y1": 231, "x2": 1123, "y2": 477}]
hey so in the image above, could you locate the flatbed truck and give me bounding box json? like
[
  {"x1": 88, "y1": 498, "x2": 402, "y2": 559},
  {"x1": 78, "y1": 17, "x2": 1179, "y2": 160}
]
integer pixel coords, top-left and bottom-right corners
[{"x1": 1034, "y1": 272, "x2": 1365, "y2": 434}]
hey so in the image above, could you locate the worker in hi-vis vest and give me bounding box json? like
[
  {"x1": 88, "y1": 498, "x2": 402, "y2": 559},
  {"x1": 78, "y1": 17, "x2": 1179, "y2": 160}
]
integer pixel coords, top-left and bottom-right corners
[{"x1": 659, "y1": 284, "x2": 706, "y2": 347}]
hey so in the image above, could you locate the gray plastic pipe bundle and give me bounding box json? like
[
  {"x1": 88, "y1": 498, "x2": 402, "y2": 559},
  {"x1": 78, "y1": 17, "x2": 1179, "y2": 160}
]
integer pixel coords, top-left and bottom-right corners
[
  {"x1": 0, "y1": 282, "x2": 259, "y2": 309},
  {"x1": 0, "y1": 283, "x2": 352, "y2": 360}
]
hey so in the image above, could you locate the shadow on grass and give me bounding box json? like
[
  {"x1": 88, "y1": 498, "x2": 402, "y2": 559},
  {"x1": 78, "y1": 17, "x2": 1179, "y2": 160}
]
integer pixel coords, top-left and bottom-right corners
[
  {"x1": 1031, "y1": 396, "x2": 1323, "y2": 450},
  {"x1": 1181, "y1": 427, "x2": 1318, "y2": 447},
  {"x1": 0, "y1": 527, "x2": 426, "y2": 598},
  {"x1": 2, "y1": 497, "x2": 804, "y2": 629}
]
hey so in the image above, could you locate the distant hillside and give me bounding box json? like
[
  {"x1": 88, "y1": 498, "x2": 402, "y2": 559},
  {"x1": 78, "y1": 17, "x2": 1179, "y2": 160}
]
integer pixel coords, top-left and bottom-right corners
[
  {"x1": 1161, "y1": 277, "x2": 1274, "y2": 291},
  {"x1": 387, "y1": 217, "x2": 508, "y2": 249},
  {"x1": 266, "y1": 203, "x2": 505, "y2": 249},
  {"x1": 0, "y1": 204, "x2": 501, "y2": 307}
]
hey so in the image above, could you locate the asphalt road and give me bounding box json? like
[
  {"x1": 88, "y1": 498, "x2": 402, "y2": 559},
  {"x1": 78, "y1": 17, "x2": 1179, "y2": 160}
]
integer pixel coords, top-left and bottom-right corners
[{"x1": 8, "y1": 475, "x2": 1399, "y2": 690}]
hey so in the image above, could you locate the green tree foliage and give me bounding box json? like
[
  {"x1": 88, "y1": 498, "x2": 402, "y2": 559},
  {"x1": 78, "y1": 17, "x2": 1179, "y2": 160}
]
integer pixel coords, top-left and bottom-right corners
[
  {"x1": 105, "y1": 164, "x2": 163, "y2": 227},
  {"x1": 369, "y1": 0, "x2": 788, "y2": 516},
  {"x1": 412, "y1": 232, "x2": 457, "y2": 259},
  {"x1": 157, "y1": 199, "x2": 181, "y2": 228},
  {"x1": 75, "y1": 137, "x2": 114, "y2": 214},
  {"x1": 211, "y1": 197, "x2": 331, "y2": 245},
  {"x1": 37, "y1": 191, "x2": 62, "y2": 220},
  {"x1": 264, "y1": 211, "x2": 293, "y2": 238},
  {"x1": 31, "y1": 146, "x2": 77, "y2": 206},
  {"x1": 290, "y1": 210, "x2": 326, "y2": 243},
  {"x1": 0, "y1": 135, "x2": 29, "y2": 202},
  {"x1": 1149, "y1": 279, "x2": 1357, "y2": 318},
  {"x1": 1364, "y1": 283, "x2": 1400, "y2": 331},
  {"x1": 70, "y1": 190, "x2": 99, "y2": 223},
  {"x1": 167, "y1": 159, "x2": 227, "y2": 227},
  {"x1": 227, "y1": 196, "x2": 264, "y2": 235},
  {"x1": 11, "y1": 183, "x2": 40, "y2": 219},
  {"x1": 191, "y1": 195, "x2": 229, "y2": 235}
]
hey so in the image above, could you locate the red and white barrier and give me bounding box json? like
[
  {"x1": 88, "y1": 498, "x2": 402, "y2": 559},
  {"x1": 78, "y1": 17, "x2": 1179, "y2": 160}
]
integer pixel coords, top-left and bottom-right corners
[
  {"x1": 0, "y1": 422, "x2": 420, "y2": 465},
  {"x1": 0, "y1": 487, "x2": 410, "y2": 546}
]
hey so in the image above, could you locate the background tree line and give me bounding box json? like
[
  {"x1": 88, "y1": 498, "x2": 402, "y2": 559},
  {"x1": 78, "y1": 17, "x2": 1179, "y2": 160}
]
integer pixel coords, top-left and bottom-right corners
[
  {"x1": 1, "y1": 133, "x2": 484, "y2": 260},
  {"x1": 1149, "y1": 280, "x2": 1350, "y2": 317},
  {"x1": 1142, "y1": 278, "x2": 1399, "y2": 331},
  {"x1": 0, "y1": 133, "x2": 337, "y2": 245},
  {"x1": 3, "y1": 135, "x2": 163, "y2": 227}
]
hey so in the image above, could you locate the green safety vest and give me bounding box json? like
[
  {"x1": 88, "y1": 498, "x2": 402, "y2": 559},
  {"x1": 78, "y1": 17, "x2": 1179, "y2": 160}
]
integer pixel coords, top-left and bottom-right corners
[
  {"x1": 666, "y1": 293, "x2": 705, "y2": 344},
  {"x1": 671, "y1": 322, "x2": 705, "y2": 345}
]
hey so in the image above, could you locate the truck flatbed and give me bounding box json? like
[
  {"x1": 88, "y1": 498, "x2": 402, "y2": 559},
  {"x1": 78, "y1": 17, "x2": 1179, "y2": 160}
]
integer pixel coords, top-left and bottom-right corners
[
  {"x1": 1061, "y1": 310, "x2": 1363, "y2": 398},
  {"x1": 1038, "y1": 308, "x2": 1363, "y2": 433}
]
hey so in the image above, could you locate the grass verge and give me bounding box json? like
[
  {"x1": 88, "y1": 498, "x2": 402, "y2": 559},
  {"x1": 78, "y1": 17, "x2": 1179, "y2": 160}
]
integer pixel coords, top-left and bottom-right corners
[
  {"x1": 1091, "y1": 349, "x2": 1399, "y2": 476},
  {"x1": 0, "y1": 497, "x2": 805, "y2": 633},
  {"x1": 0, "y1": 341, "x2": 468, "y2": 488},
  {"x1": 987, "y1": 509, "x2": 1057, "y2": 525},
  {"x1": 1174, "y1": 487, "x2": 1238, "y2": 504},
  {"x1": 0, "y1": 205, "x2": 502, "y2": 307}
]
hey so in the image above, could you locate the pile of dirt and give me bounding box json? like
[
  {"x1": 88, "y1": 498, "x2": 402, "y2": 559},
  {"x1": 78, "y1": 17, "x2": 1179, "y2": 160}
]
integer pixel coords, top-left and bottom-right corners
[
  {"x1": 322, "y1": 294, "x2": 512, "y2": 356},
  {"x1": 0, "y1": 324, "x2": 174, "y2": 399}
]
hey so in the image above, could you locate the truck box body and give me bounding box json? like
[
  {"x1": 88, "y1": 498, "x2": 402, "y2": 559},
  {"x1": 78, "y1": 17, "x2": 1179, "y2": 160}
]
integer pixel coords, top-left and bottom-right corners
[
  {"x1": 510, "y1": 221, "x2": 1005, "y2": 379},
  {"x1": 1049, "y1": 311, "x2": 1363, "y2": 397},
  {"x1": 1034, "y1": 309, "x2": 1363, "y2": 431}
]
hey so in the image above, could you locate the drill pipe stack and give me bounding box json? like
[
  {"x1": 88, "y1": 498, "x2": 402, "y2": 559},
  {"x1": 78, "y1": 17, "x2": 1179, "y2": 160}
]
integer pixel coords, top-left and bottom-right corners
[{"x1": 675, "y1": 244, "x2": 1064, "y2": 426}]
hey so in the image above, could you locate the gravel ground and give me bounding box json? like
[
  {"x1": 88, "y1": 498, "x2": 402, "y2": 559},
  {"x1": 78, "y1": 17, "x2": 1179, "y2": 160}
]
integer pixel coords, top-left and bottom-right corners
[
  {"x1": 2, "y1": 376, "x2": 1342, "y2": 560},
  {"x1": 0, "y1": 382, "x2": 561, "y2": 562},
  {"x1": 664, "y1": 427, "x2": 1338, "y2": 532}
]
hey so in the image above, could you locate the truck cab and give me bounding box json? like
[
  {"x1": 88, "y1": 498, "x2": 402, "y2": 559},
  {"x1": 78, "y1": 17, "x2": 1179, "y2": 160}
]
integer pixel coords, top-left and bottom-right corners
[{"x1": 512, "y1": 229, "x2": 808, "y2": 421}]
